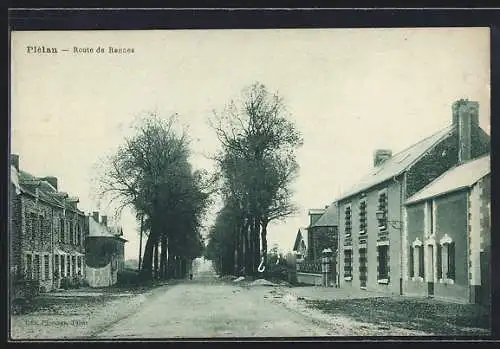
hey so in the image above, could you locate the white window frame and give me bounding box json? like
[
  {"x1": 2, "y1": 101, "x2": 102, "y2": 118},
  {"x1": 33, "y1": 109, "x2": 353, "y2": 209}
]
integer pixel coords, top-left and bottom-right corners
[
  {"x1": 411, "y1": 237, "x2": 424, "y2": 282},
  {"x1": 439, "y1": 233, "x2": 455, "y2": 285}
]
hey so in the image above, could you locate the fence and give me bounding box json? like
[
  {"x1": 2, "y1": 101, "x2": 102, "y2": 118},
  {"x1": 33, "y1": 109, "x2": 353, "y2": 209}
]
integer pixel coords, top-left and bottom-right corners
[{"x1": 297, "y1": 259, "x2": 322, "y2": 274}]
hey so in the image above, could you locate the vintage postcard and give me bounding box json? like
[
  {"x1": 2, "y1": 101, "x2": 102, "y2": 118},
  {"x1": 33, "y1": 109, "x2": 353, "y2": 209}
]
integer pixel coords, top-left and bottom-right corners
[{"x1": 9, "y1": 23, "x2": 491, "y2": 340}]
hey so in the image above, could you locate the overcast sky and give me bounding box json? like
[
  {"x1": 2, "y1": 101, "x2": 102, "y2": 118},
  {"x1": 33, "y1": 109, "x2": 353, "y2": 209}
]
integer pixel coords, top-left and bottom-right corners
[{"x1": 11, "y1": 28, "x2": 490, "y2": 260}]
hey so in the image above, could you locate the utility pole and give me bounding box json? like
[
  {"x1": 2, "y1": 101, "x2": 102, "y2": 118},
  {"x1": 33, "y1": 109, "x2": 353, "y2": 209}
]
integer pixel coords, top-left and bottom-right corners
[{"x1": 138, "y1": 214, "x2": 143, "y2": 271}]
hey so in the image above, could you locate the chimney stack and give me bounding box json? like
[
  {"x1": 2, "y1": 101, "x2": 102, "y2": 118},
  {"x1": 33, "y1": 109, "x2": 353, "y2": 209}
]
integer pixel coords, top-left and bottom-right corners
[
  {"x1": 452, "y1": 99, "x2": 479, "y2": 164},
  {"x1": 101, "y1": 215, "x2": 108, "y2": 226},
  {"x1": 42, "y1": 176, "x2": 58, "y2": 190},
  {"x1": 373, "y1": 149, "x2": 393, "y2": 167},
  {"x1": 11, "y1": 154, "x2": 19, "y2": 171},
  {"x1": 92, "y1": 211, "x2": 99, "y2": 222}
]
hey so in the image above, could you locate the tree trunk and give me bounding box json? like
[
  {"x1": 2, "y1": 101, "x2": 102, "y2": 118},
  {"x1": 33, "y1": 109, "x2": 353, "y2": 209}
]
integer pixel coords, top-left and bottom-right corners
[
  {"x1": 160, "y1": 234, "x2": 167, "y2": 279},
  {"x1": 253, "y1": 217, "x2": 261, "y2": 277},
  {"x1": 153, "y1": 240, "x2": 159, "y2": 279},
  {"x1": 261, "y1": 219, "x2": 269, "y2": 268},
  {"x1": 167, "y1": 243, "x2": 174, "y2": 279},
  {"x1": 141, "y1": 233, "x2": 156, "y2": 279},
  {"x1": 138, "y1": 215, "x2": 144, "y2": 270},
  {"x1": 245, "y1": 219, "x2": 253, "y2": 276}
]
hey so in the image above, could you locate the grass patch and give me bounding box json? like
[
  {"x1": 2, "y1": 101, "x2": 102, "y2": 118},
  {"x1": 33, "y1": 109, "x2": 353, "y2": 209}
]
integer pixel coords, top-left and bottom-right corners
[{"x1": 306, "y1": 297, "x2": 491, "y2": 336}]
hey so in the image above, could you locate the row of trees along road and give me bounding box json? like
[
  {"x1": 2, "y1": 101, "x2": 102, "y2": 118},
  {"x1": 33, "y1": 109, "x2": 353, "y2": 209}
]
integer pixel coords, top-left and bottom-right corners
[
  {"x1": 96, "y1": 114, "x2": 214, "y2": 280},
  {"x1": 205, "y1": 82, "x2": 303, "y2": 277}
]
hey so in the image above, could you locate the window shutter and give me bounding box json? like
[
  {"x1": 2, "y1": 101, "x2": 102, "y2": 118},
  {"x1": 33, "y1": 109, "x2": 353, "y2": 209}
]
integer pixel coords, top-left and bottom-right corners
[{"x1": 419, "y1": 247, "x2": 425, "y2": 278}]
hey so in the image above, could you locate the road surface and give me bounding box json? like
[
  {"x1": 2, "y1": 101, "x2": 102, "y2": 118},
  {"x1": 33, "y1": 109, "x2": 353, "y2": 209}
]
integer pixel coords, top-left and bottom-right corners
[{"x1": 93, "y1": 270, "x2": 333, "y2": 338}]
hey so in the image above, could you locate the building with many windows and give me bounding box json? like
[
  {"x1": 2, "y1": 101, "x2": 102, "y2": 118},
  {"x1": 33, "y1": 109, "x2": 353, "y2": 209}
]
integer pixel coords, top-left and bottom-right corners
[
  {"x1": 9, "y1": 154, "x2": 87, "y2": 292},
  {"x1": 404, "y1": 155, "x2": 490, "y2": 304},
  {"x1": 336, "y1": 99, "x2": 489, "y2": 295}
]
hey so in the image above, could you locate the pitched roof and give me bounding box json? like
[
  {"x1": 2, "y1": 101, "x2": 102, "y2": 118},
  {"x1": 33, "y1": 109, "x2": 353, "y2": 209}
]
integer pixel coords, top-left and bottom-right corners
[
  {"x1": 337, "y1": 125, "x2": 454, "y2": 201},
  {"x1": 18, "y1": 169, "x2": 84, "y2": 213},
  {"x1": 88, "y1": 216, "x2": 128, "y2": 242},
  {"x1": 292, "y1": 228, "x2": 308, "y2": 251},
  {"x1": 405, "y1": 155, "x2": 490, "y2": 205},
  {"x1": 311, "y1": 202, "x2": 339, "y2": 227}
]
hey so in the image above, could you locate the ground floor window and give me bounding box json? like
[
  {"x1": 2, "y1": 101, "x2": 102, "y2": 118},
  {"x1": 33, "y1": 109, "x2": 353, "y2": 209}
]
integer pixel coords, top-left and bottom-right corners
[
  {"x1": 72, "y1": 256, "x2": 77, "y2": 276},
  {"x1": 66, "y1": 256, "x2": 71, "y2": 276},
  {"x1": 25, "y1": 254, "x2": 33, "y2": 279},
  {"x1": 409, "y1": 246, "x2": 415, "y2": 278},
  {"x1": 359, "y1": 248, "x2": 367, "y2": 287},
  {"x1": 54, "y1": 255, "x2": 60, "y2": 278},
  {"x1": 418, "y1": 246, "x2": 424, "y2": 278},
  {"x1": 61, "y1": 256, "x2": 65, "y2": 277},
  {"x1": 442, "y1": 242, "x2": 455, "y2": 280},
  {"x1": 436, "y1": 244, "x2": 443, "y2": 279},
  {"x1": 34, "y1": 254, "x2": 40, "y2": 281},
  {"x1": 44, "y1": 255, "x2": 50, "y2": 280},
  {"x1": 377, "y1": 245, "x2": 389, "y2": 281},
  {"x1": 344, "y1": 250, "x2": 353, "y2": 279}
]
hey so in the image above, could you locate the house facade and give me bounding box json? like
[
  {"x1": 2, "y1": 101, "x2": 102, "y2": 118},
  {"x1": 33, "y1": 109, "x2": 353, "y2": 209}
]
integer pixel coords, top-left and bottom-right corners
[
  {"x1": 404, "y1": 155, "x2": 490, "y2": 304},
  {"x1": 336, "y1": 100, "x2": 490, "y2": 296},
  {"x1": 10, "y1": 154, "x2": 87, "y2": 292},
  {"x1": 85, "y1": 212, "x2": 127, "y2": 288}
]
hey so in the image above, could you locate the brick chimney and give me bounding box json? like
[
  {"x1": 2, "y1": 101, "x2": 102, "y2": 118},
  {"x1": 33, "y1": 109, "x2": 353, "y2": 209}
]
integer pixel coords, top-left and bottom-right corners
[
  {"x1": 41, "y1": 176, "x2": 58, "y2": 190},
  {"x1": 92, "y1": 211, "x2": 99, "y2": 223},
  {"x1": 101, "y1": 215, "x2": 107, "y2": 226},
  {"x1": 373, "y1": 149, "x2": 392, "y2": 167},
  {"x1": 11, "y1": 154, "x2": 19, "y2": 171},
  {"x1": 452, "y1": 99, "x2": 479, "y2": 164}
]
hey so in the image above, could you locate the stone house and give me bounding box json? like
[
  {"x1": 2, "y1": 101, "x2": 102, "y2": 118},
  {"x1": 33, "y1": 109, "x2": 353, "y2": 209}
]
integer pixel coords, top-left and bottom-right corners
[
  {"x1": 404, "y1": 155, "x2": 490, "y2": 304},
  {"x1": 10, "y1": 154, "x2": 87, "y2": 292},
  {"x1": 85, "y1": 212, "x2": 127, "y2": 288},
  {"x1": 336, "y1": 100, "x2": 490, "y2": 295}
]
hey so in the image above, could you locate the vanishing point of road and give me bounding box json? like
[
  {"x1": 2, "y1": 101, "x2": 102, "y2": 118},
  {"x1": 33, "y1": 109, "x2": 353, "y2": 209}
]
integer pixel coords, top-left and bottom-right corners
[{"x1": 93, "y1": 269, "x2": 333, "y2": 338}]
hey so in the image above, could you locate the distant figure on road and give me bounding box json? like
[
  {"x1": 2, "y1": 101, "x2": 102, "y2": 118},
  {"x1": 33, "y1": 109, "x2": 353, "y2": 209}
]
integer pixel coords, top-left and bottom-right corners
[{"x1": 189, "y1": 273, "x2": 193, "y2": 280}]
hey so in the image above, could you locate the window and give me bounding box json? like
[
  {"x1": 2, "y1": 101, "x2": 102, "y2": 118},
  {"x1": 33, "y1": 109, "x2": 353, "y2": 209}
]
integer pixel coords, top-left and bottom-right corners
[
  {"x1": 344, "y1": 205, "x2": 352, "y2": 237},
  {"x1": 60, "y1": 218, "x2": 65, "y2": 243},
  {"x1": 44, "y1": 255, "x2": 50, "y2": 280},
  {"x1": 30, "y1": 213, "x2": 37, "y2": 240},
  {"x1": 67, "y1": 255, "x2": 71, "y2": 276},
  {"x1": 344, "y1": 250, "x2": 353, "y2": 279},
  {"x1": 359, "y1": 199, "x2": 367, "y2": 233},
  {"x1": 34, "y1": 254, "x2": 40, "y2": 281},
  {"x1": 70, "y1": 221, "x2": 74, "y2": 244},
  {"x1": 359, "y1": 248, "x2": 368, "y2": 287},
  {"x1": 436, "y1": 244, "x2": 442, "y2": 279},
  {"x1": 411, "y1": 238, "x2": 424, "y2": 281},
  {"x1": 39, "y1": 215, "x2": 44, "y2": 241},
  {"x1": 377, "y1": 192, "x2": 388, "y2": 229},
  {"x1": 61, "y1": 256, "x2": 65, "y2": 277},
  {"x1": 445, "y1": 242, "x2": 455, "y2": 280},
  {"x1": 26, "y1": 254, "x2": 33, "y2": 279},
  {"x1": 76, "y1": 223, "x2": 81, "y2": 245},
  {"x1": 409, "y1": 246, "x2": 415, "y2": 277},
  {"x1": 418, "y1": 246, "x2": 424, "y2": 278},
  {"x1": 72, "y1": 256, "x2": 76, "y2": 275},
  {"x1": 54, "y1": 255, "x2": 60, "y2": 278},
  {"x1": 377, "y1": 245, "x2": 389, "y2": 281}
]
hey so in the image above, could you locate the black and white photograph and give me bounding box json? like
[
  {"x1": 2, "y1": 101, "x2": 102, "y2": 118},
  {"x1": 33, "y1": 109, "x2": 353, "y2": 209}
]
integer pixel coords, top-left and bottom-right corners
[{"x1": 8, "y1": 13, "x2": 491, "y2": 340}]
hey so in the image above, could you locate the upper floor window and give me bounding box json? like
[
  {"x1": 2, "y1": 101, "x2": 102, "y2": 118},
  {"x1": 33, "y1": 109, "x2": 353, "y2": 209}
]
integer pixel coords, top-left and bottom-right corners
[
  {"x1": 359, "y1": 199, "x2": 367, "y2": 233},
  {"x1": 344, "y1": 204, "x2": 352, "y2": 237},
  {"x1": 60, "y1": 218, "x2": 65, "y2": 243},
  {"x1": 30, "y1": 213, "x2": 37, "y2": 240},
  {"x1": 377, "y1": 191, "x2": 388, "y2": 230}
]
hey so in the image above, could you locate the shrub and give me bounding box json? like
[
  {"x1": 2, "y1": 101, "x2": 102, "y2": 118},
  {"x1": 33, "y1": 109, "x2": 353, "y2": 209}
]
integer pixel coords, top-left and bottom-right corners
[{"x1": 117, "y1": 269, "x2": 141, "y2": 286}]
